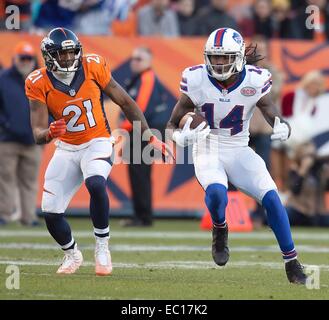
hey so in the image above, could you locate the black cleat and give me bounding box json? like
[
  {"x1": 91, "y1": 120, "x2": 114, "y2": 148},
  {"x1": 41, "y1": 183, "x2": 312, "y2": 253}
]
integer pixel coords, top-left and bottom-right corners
[
  {"x1": 285, "y1": 259, "x2": 308, "y2": 285},
  {"x1": 212, "y1": 225, "x2": 229, "y2": 266}
]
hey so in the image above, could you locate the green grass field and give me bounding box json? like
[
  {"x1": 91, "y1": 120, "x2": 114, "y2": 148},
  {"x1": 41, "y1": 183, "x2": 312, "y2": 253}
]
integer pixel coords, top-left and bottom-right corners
[{"x1": 0, "y1": 218, "x2": 328, "y2": 300}]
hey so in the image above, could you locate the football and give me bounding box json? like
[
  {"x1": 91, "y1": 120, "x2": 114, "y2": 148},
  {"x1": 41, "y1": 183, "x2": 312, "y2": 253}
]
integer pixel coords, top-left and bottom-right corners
[{"x1": 179, "y1": 112, "x2": 208, "y2": 130}]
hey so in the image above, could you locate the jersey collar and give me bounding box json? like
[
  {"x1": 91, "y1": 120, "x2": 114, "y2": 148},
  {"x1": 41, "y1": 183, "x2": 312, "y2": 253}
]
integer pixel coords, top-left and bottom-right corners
[
  {"x1": 208, "y1": 67, "x2": 246, "y2": 94},
  {"x1": 46, "y1": 66, "x2": 85, "y2": 97}
]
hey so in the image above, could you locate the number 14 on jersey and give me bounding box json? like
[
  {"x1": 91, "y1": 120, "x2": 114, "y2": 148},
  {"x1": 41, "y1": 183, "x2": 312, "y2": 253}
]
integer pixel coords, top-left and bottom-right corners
[{"x1": 202, "y1": 103, "x2": 244, "y2": 135}]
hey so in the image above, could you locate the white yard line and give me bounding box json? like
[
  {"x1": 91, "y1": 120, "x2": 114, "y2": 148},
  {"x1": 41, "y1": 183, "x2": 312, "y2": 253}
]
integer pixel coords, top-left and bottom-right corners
[
  {"x1": 1, "y1": 230, "x2": 329, "y2": 240},
  {"x1": 0, "y1": 259, "x2": 328, "y2": 271},
  {"x1": 0, "y1": 242, "x2": 329, "y2": 253},
  {"x1": 4, "y1": 291, "x2": 114, "y2": 300}
]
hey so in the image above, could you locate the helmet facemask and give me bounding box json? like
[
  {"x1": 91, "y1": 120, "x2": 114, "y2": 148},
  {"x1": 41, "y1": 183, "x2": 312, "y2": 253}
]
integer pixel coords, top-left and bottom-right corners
[
  {"x1": 41, "y1": 38, "x2": 82, "y2": 74},
  {"x1": 204, "y1": 51, "x2": 245, "y2": 81}
]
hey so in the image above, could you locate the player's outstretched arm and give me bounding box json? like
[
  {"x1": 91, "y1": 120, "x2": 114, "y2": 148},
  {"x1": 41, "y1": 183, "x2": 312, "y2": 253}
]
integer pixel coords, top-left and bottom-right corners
[
  {"x1": 103, "y1": 78, "x2": 151, "y2": 138},
  {"x1": 103, "y1": 77, "x2": 174, "y2": 160},
  {"x1": 256, "y1": 93, "x2": 291, "y2": 141}
]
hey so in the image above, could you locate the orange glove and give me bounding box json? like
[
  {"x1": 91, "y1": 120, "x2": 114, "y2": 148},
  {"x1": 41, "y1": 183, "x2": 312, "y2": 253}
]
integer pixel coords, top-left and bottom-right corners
[
  {"x1": 47, "y1": 119, "x2": 67, "y2": 141},
  {"x1": 149, "y1": 136, "x2": 175, "y2": 162}
]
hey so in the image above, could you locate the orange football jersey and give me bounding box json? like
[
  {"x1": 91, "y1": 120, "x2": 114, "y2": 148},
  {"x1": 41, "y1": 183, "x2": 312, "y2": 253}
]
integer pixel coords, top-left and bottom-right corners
[{"x1": 25, "y1": 54, "x2": 112, "y2": 145}]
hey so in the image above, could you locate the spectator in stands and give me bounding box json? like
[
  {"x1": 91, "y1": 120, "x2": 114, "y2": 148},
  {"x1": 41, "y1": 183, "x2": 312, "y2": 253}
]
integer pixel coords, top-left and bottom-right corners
[
  {"x1": 175, "y1": 0, "x2": 198, "y2": 36},
  {"x1": 194, "y1": 0, "x2": 238, "y2": 35},
  {"x1": 282, "y1": 70, "x2": 326, "y2": 119},
  {"x1": 240, "y1": 0, "x2": 274, "y2": 38},
  {"x1": 33, "y1": 0, "x2": 78, "y2": 32},
  {"x1": 272, "y1": 71, "x2": 326, "y2": 196},
  {"x1": 272, "y1": 0, "x2": 294, "y2": 38},
  {"x1": 193, "y1": 0, "x2": 211, "y2": 11},
  {"x1": 73, "y1": 0, "x2": 136, "y2": 35},
  {"x1": 137, "y1": 0, "x2": 180, "y2": 37},
  {"x1": 119, "y1": 47, "x2": 173, "y2": 226},
  {"x1": 0, "y1": 41, "x2": 42, "y2": 226},
  {"x1": 285, "y1": 142, "x2": 329, "y2": 227},
  {"x1": 290, "y1": 0, "x2": 329, "y2": 41},
  {"x1": 290, "y1": 0, "x2": 307, "y2": 11}
]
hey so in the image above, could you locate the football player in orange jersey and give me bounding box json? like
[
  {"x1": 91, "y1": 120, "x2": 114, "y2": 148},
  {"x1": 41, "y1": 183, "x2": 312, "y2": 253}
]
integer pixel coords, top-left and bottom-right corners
[{"x1": 25, "y1": 27, "x2": 173, "y2": 276}]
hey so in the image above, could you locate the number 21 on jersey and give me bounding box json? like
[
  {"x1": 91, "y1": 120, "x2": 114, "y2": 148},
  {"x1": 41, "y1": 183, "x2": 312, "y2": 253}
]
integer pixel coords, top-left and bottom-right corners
[{"x1": 63, "y1": 100, "x2": 96, "y2": 132}]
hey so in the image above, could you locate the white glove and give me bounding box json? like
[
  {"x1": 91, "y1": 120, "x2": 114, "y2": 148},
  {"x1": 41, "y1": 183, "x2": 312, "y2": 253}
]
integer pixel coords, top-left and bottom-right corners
[
  {"x1": 173, "y1": 116, "x2": 211, "y2": 147},
  {"x1": 271, "y1": 116, "x2": 290, "y2": 141}
]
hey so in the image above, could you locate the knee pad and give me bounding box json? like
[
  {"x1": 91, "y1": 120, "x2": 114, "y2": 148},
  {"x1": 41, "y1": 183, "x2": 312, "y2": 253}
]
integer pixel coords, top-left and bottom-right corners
[{"x1": 85, "y1": 175, "x2": 107, "y2": 196}]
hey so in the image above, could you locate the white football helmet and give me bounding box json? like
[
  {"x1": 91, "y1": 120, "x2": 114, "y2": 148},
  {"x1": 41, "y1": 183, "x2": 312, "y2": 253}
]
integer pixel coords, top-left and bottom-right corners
[{"x1": 204, "y1": 28, "x2": 246, "y2": 81}]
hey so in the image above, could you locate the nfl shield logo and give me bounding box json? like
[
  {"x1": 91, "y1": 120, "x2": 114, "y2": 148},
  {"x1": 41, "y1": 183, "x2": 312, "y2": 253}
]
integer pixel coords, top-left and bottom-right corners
[
  {"x1": 69, "y1": 89, "x2": 76, "y2": 97},
  {"x1": 222, "y1": 89, "x2": 228, "y2": 96}
]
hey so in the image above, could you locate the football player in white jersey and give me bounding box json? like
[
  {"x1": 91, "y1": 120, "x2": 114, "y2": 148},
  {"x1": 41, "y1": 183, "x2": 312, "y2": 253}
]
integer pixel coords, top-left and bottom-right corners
[{"x1": 167, "y1": 28, "x2": 307, "y2": 284}]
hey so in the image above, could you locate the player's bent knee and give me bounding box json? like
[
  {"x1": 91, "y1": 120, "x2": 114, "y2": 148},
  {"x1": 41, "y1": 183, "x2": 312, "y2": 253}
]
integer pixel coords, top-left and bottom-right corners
[
  {"x1": 42, "y1": 192, "x2": 63, "y2": 213},
  {"x1": 85, "y1": 175, "x2": 107, "y2": 196},
  {"x1": 262, "y1": 190, "x2": 282, "y2": 209},
  {"x1": 205, "y1": 183, "x2": 228, "y2": 209}
]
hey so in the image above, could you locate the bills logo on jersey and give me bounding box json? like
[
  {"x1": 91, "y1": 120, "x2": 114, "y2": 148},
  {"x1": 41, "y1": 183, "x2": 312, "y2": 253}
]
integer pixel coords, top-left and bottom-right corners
[
  {"x1": 232, "y1": 32, "x2": 242, "y2": 45},
  {"x1": 240, "y1": 87, "x2": 256, "y2": 97}
]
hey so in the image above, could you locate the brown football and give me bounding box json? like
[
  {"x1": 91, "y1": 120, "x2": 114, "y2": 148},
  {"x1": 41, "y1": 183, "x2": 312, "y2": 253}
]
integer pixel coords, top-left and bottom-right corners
[{"x1": 179, "y1": 112, "x2": 208, "y2": 129}]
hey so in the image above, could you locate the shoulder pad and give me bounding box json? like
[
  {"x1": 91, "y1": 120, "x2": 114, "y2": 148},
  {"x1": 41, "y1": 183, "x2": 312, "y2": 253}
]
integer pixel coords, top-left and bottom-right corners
[
  {"x1": 246, "y1": 65, "x2": 272, "y2": 88},
  {"x1": 181, "y1": 64, "x2": 206, "y2": 93},
  {"x1": 25, "y1": 68, "x2": 47, "y2": 104}
]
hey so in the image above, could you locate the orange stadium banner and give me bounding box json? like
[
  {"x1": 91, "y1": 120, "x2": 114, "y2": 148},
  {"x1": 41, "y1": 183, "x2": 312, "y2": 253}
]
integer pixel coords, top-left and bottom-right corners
[{"x1": 1, "y1": 33, "x2": 329, "y2": 216}]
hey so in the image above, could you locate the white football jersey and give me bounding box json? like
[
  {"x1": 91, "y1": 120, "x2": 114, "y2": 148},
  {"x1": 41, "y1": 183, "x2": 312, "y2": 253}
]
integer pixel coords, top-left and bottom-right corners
[{"x1": 180, "y1": 64, "x2": 272, "y2": 147}]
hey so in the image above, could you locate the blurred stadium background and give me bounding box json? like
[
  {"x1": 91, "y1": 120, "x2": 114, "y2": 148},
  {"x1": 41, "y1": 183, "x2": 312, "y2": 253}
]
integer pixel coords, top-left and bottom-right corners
[{"x1": 0, "y1": 0, "x2": 329, "y2": 299}]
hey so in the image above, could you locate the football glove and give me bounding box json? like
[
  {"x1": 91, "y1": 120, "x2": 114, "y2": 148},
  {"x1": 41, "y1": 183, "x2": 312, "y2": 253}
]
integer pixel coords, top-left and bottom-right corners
[
  {"x1": 271, "y1": 116, "x2": 291, "y2": 141},
  {"x1": 173, "y1": 116, "x2": 211, "y2": 147},
  {"x1": 47, "y1": 119, "x2": 67, "y2": 141},
  {"x1": 148, "y1": 136, "x2": 175, "y2": 162}
]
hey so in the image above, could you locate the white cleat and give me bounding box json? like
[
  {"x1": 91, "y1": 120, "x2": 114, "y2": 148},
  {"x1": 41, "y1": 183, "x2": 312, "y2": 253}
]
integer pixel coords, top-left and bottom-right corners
[
  {"x1": 56, "y1": 244, "x2": 83, "y2": 274},
  {"x1": 95, "y1": 237, "x2": 112, "y2": 276}
]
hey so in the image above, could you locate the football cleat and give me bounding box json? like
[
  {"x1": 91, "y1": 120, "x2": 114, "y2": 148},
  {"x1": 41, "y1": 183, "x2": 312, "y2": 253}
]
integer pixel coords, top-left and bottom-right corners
[
  {"x1": 95, "y1": 238, "x2": 112, "y2": 276},
  {"x1": 57, "y1": 244, "x2": 83, "y2": 274},
  {"x1": 285, "y1": 259, "x2": 308, "y2": 285},
  {"x1": 212, "y1": 225, "x2": 230, "y2": 266}
]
